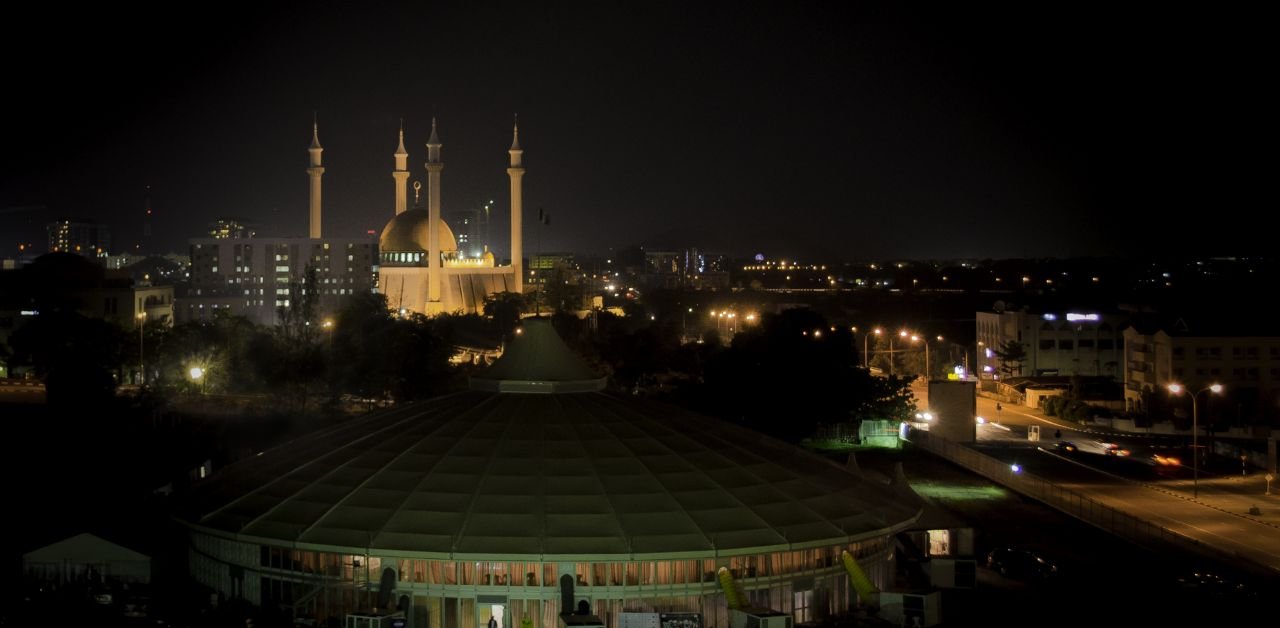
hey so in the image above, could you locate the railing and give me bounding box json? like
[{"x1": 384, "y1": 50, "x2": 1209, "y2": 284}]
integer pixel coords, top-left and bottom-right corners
[{"x1": 905, "y1": 429, "x2": 1270, "y2": 574}]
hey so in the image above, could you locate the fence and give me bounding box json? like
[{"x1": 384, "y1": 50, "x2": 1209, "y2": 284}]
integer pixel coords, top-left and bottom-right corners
[{"x1": 906, "y1": 429, "x2": 1275, "y2": 577}]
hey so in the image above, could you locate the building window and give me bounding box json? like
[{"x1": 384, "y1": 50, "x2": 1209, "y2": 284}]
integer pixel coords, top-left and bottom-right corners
[
  {"x1": 1172, "y1": 347, "x2": 1184, "y2": 358},
  {"x1": 1078, "y1": 339, "x2": 1095, "y2": 349},
  {"x1": 927, "y1": 530, "x2": 951, "y2": 556},
  {"x1": 793, "y1": 589, "x2": 813, "y2": 623},
  {"x1": 1039, "y1": 340, "x2": 1055, "y2": 350},
  {"x1": 1059, "y1": 340, "x2": 1074, "y2": 351},
  {"x1": 1098, "y1": 339, "x2": 1114, "y2": 351}
]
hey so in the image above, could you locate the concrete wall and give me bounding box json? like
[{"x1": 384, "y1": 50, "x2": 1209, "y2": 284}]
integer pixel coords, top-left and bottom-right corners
[{"x1": 928, "y1": 380, "x2": 976, "y2": 443}]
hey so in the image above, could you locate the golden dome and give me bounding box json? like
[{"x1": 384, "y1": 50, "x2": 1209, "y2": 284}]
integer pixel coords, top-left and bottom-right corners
[{"x1": 379, "y1": 208, "x2": 458, "y2": 253}]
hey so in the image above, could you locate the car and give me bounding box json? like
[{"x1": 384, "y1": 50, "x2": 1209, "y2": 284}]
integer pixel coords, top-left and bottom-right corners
[
  {"x1": 1102, "y1": 443, "x2": 1131, "y2": 457},
  {"x1": 1175, "y1": 571, "x2": 1255, "y2": 599},
  {"x1": 986, "y1": 547, "x2": 1058, "y2": 580},
  {"x1": 1053, "y1": 441, "x2": 1079, "y2": 454}
]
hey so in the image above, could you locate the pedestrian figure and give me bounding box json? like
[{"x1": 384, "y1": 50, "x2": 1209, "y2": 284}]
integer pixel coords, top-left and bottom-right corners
[
  {"x1": 996, "y1": 403, "x2": 1002, "y2": 412},
  {"x1": 489, "y1": 616, "x2": 498, "y2": 628},
  {"x1": 1054, "y1": 429, "x2": 1062, "y2": 439}
]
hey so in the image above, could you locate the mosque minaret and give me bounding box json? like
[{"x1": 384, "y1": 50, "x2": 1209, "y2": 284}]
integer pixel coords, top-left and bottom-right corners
[
  {"x1": 508, "y1": 118, "x2": 525, "y2": 295},
  {"x1": 425, "y1": 118, "x2": 444, "y2": 309},
  {"x1": 392, "y1": 123, "x2": 410, "y2": 215},
  {"x1": 307, "y1": 121, "x2": 325, "y2": 238},
  {"x1": 375, "y1": 117, "x2": 522, "y2": 315}
]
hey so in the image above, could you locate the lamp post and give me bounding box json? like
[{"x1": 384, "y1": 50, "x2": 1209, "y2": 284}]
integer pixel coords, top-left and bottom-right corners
[
  {"x1": 865, "y1": 328, "x2": 882, "y2": 369},
  {"x1": 910, "y1": 335, "x2": 928, "y2": 380},
  {"x1": 189, "y1": 366, "x2": 207, "y2": 395},
  {"x1": 890, "y1": 330, "x2": 908, "y2": 376},
  {"x1": 136, "y1": 312, "x2": 146, "y2": 387},
  {"x1": 1168, "y1": 382, "x2": 1224, "y2": 498},
  {"x1": 322, "y1": 319, "x2": 334, "y2": 351}
]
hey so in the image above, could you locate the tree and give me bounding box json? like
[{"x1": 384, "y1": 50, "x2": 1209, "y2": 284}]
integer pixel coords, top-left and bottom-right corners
[
  {"x1": 994, "y1": 340, "x2": 1027, "y2": 377},
  {"x1": 8, "y1": 311, "x2": 123, "y2": 408},
  {"x1": 542, "y1": 264, "x2": 579, "y2": 313},
  {"x1": 696, "y1": 309, "x2": 916, "y2": 443},
  {"x1": 269, "y1": 266, "x2": 324, "y2": 412},
  {"x1": 483, "y1": 291, "x2": 526, "y2": 339}
]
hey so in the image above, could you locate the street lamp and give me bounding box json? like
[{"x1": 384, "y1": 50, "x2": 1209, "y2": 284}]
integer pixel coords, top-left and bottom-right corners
[
  {"x1": 883, "y1": 330, "x2": 908, "y2": 376},
  {"x1": 1167, "y1": 382, "x2": 1224, "y2": 498},
  {"x1": 909, "y1": 334, "x2": 926, "y2": 379},
  {"x1": 322, "y1": 319, "x2": 334, "y2": 350},
  {"x1": 136, "y1": 312, "x2": 147, "y2": 387},
  {"x1": 189, "y1": 366, "x2": 207, "y2": 395},
  {"x1": 866, "y1": 328, "x2": 882, "y2": 370}
]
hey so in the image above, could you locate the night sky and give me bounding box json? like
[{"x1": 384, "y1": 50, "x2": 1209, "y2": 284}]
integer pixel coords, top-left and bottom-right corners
[{"x1": 2, "y1": 4, "x2": 1269, "y2": 261}]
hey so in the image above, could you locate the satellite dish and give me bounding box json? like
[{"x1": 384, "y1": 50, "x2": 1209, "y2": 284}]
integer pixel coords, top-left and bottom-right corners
[
  {"x1": 377, "y1": 566, "x2": 397, "y2": 609},
  {"x1": 993, "y1": 300, "x2": 1006, "y2": 313}
]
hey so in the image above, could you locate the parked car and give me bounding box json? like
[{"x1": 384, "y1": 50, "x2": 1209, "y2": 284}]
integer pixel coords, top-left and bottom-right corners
[{"x1": 986, "y1": 547, "x2": 1058, "y2": 579}]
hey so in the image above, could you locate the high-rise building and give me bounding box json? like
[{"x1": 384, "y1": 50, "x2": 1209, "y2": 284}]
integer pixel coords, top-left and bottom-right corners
[
  {"x1": 208, "y1": 219, "x2": 256, "y2": 239},
  {"x1": 177, "y1": 123, "x2": 375, "y2": 325},
  {"x1": 46, "y1": 219, "x2": 111, "y2": 258}
]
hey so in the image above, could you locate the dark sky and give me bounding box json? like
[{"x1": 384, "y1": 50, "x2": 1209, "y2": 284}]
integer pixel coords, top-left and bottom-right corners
[{"x1": 1, "y1": 4, "x2": 1270, "y2": 261}]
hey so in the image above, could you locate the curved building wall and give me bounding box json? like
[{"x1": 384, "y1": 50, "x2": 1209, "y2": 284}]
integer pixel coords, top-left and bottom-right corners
[{"x1": 187, "y1": 528, "x2": 894, "y2": 628}]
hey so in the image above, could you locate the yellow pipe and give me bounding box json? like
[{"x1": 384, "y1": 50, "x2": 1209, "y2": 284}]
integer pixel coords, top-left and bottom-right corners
[
  {"x1": 841, "y1": 550, "x2": 879, "y2": 605},
  {"x1": 716, "y1": 567, "x2": 746, "y2": 609}
]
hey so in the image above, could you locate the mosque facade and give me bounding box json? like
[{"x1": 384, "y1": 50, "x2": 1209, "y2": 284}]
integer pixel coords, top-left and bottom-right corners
[{"x1": 378, "y1": 119, "x2": 525, "y2": 316}]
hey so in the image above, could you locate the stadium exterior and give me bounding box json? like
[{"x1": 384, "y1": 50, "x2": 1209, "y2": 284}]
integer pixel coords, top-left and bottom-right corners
[{"x1": 178, "y1": 321, "x2": 921, "y2": 627}]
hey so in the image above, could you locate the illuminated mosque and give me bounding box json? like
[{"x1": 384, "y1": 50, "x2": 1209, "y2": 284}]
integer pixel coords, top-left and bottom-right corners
[{"x1": 374, "y1": 119, "x2": 525, "y2": 315}]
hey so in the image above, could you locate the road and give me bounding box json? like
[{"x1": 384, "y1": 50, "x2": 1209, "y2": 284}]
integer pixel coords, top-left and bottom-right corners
[
  {"x1": 911, "y1": 379, "x2": 1280, "y2": 575},
  {"x1": 0, "y1": 378, "x2": 44, "y2": 403}
]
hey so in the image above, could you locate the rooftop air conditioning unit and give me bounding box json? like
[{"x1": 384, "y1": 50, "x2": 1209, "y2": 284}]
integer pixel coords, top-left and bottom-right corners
[
  {"x1": 878, "y1": 591, "x2": 941, "y2": 627},
  {"x1": 729, "y1": 608, "x2": 793, "y2": 628}
]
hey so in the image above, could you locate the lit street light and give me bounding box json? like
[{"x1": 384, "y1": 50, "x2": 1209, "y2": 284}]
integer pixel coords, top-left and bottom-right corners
[
  {"x1": 1168, "y1": 382, "x2": 1224, "y2": 498},
  {"x1": 909, "y1": 334, "x2": 944, "y2": 380},
  {"x1": 865, "y1": 328, "x2": 882, "y2": 369},
  {"x1": 189, "y1": 366, "x2": 207, "y2": 395},
  {"x1": 136, "y1": 312, "x2": 147, "y2": 387}
]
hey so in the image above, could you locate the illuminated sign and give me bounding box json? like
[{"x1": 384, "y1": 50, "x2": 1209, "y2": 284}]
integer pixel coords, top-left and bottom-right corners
[
  {"x1": 1066, "y1": 313, "x2": 1100, "y2": 322},
  {"x1": 1042, "y1": 313, "x2": 1057, "y2": 321},
  {"x1": 20, "y1": 310, "x2": 39, "y2": 316}
]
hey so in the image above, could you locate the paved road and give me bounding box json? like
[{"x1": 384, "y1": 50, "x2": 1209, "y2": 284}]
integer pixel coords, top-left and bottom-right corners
[
  {"x1": 912, "y1": 380, "x2": 1280, "y2": 575},
  {"x1": 0, "y1": 378, "x2": 44, "y2": 403}
]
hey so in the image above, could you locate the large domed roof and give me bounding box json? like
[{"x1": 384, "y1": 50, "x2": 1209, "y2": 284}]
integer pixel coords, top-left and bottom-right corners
[
  {"x1": 379, "y1": 208, "x2": 457, "y2": 253},
  {"x1": 178, "y1": 404, "x2": 919, "y2": 559},
  {"x1": 177, "y1": 324, "x2": 919, "y2": 559}
]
